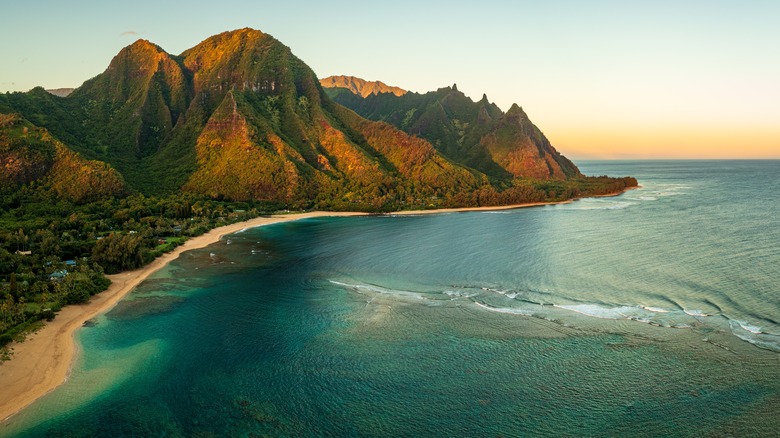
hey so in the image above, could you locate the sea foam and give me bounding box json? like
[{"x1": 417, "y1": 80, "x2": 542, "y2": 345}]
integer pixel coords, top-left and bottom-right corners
[
  {"x1": 329, "y1": 280, "x2": 427, "y2": 301},
  {"x1": 730, "y1": 319, "x2": 764, "y2": 334},
  {"x1": 474, "y1": 301, "x2": 533, "y2": 316},
  {"x1": 554, "y1": 304, "x2": 640, "y2": 319}
]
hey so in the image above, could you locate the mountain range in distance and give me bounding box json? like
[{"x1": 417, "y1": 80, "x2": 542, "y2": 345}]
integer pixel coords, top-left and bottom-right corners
[
  {"x1": 320, "y1": 76, "x2": 406, "y2": 98},
  {"x1": 1, "y1": 28, "x2": 636, "y2": 211}
]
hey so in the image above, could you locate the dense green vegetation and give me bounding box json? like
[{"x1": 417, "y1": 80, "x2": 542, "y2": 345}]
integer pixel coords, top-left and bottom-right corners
[
  {"x1": 0, "y1": 189, "x2": 272, "y2": 347},
  {"x1": 0, "y1": 113, "x2": 126, "y2": 203}
]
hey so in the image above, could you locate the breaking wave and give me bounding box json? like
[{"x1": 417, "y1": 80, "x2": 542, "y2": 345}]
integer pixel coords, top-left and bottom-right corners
[{"x1": 329, "y1": 279, "x2": 780, "y2": 352}]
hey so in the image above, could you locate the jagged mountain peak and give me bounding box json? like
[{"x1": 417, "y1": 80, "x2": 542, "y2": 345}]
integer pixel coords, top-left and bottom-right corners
[
  {"x1": 505, "y1": 103, "x2": 529, "y2": 121},
  {"x1": 104, "y1": 39, "x2": 173, "y2": 73},
  {"x1": 182, "y1": 28, "x2": 271, "y2": 59},
  {"x1": 507, "y1": 103, "x2": 523, "y2": 114},
  {"x1": 323, "y1": 79, "x2": 582, "y2": 180},
  {"x1": 80, "y1": 37, "x2": 181, "y2": 96},
  {"x1": 204, "y1": 27, "x2": 265, "y2": 42},
  {"x1": 180, "y1": 27, "x2": 315, "y2": 104},
  {"x1": 127, "y1": 38, "x2": 165, "y2": 52}
]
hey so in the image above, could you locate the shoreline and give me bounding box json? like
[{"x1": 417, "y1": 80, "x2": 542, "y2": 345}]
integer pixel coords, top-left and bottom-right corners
[{"x1": 0, "y1": 190, "x2": 631, "y2": 424}]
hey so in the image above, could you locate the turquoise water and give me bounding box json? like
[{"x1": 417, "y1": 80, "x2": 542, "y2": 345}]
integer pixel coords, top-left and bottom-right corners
[{"x1": 4, "y1": 160, "x2": 780, "y2": 437}]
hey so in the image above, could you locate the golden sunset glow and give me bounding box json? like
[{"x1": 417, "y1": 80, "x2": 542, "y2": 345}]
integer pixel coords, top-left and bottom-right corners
[{"x1": 551, "y1": 125, "x2": 780, "y2": 159}]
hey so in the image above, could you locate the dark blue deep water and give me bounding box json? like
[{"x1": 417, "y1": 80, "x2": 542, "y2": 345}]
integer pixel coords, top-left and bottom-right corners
[{"x1": 4, "y1": 161, "x2": 780, "y2": 437}]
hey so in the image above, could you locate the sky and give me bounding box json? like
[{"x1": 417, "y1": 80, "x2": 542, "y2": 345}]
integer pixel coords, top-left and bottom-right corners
[{"x1": 1, "y1": 0, "x2": 778, "y2": 159}]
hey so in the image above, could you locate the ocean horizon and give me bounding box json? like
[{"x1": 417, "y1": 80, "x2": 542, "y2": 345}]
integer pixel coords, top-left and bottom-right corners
[{"x1": 4, "y1": 160, "x2": 780, "y2": 437}]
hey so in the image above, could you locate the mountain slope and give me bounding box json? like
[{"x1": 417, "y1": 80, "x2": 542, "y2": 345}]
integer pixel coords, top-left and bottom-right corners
[
  {"x1": 0, "y1": 113, "x2": 126, "y2": 202},
  {"x1": 71, "y1": 39, "x2": 193, "y2": 176},
  {"x1": 323, "y1": 80, "x2": 580, "y2": 183}
]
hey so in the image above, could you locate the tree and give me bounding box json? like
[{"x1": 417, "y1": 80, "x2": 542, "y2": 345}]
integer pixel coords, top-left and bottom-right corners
[
  {"x1": 16, "y1": 229, "x2": 28, "y2": 252},
  {"x1": 91, "y1": 233, "x2": 145, "y2": 274},
  {"x1": 0, "y1": 294, "x2": 14, "y2": 332},
  {"x1": 9, "y1": 272, "x2": 18, "y2": 300},
  {"x1": 35, "y1": 229, "x2": 61, "y2": 257},
  {"x1": 298, "y1": 96, "x2": 310, "y2": 114}
]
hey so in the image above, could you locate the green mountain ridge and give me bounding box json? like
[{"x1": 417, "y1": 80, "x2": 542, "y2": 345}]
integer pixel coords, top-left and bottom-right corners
[
  {"x1": 0, "y1": 28, "x2": 636, "y2": 211},
  {"x1": 322, "y1": 80, "x2": 581, "y2": 184}
]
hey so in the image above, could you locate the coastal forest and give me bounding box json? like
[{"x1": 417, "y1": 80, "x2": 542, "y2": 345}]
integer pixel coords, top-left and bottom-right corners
[{"x1": 0, "y1": 28, "x2": 636, "y2": 350}]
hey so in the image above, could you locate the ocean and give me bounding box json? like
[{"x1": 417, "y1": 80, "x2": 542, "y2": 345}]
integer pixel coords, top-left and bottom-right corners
[{"x1": 4, "y1": 160, "x2": 780, "y2": 437}]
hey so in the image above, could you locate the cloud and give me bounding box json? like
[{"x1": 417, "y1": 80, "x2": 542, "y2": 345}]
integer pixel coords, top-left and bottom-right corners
[{"x1": 120, "y1": 30, "x2": 140, "y2": 37}]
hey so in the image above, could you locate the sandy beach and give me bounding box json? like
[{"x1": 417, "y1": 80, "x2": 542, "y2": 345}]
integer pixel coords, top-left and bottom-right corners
[{"x1": 0, "y1": 193, "x2": 630, "y2": 423}]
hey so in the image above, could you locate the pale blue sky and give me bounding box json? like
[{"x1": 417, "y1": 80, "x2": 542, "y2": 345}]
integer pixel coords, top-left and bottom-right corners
[{"x1": 1, "y1": 0, "x2": 778, "y2": 158}]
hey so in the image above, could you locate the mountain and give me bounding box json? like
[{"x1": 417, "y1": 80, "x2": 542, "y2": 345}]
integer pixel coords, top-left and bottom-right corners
[
  {"x1": 321, "y1": 75, "x2": 406, "y2": 97},
  {"x1": 177, "y1": 30, "x2": 484, "y2": 207},
  {"x1": 0, "y1": 113, "x2": 126, "y2": 202},
  {"x1": 45, "y1": 88, "x2": 75, "y2": 97},
  {"x1": 0, "y1": 28, "x2": 635, "y2": 211},
  {"x1": 322, "y1": 80, "x2": 580, "y2": 183},
  {"x1": 1, "y1": 29, "x2": 485, "y2": 209}
]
